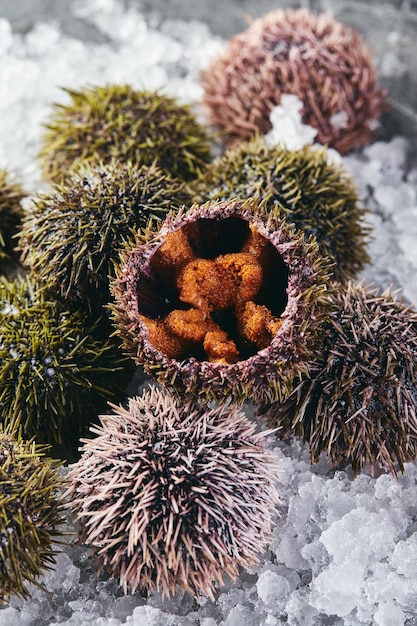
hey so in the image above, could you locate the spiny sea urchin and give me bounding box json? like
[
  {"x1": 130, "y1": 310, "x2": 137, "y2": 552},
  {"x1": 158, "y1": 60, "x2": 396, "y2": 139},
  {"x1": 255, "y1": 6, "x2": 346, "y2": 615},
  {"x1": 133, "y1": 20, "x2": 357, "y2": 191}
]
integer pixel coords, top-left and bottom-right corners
[
  {"x1": 259, "y1": 281, "x2": 417, "y2": 477},
  {"x1": 0, "y1": 275, "x2": 131, "y2": 459},
  {"x1": 200, "y1": 8, "x2": 387, "y2": 154},
  {"x1": 65, "y1": 385, "x2": 280, "y2": 600},
  {"x1": 18, "y1": 160, "x2": 192, "y2": 309},
  {"x1": 0, "y1": 169, "x2": 25, "y2": 273},
  {"x1": 0, "y1": 427, "x2": 63, "y2": 603},
  {"x1": 38, "y1": 84, "x2": 212, "y2": 183},
  {"x1": 192, "y1": 138, "x2": 370, "y2": 284},
  {"x1": 111, "y1": 198, "x2": 333, "y2": 405}
]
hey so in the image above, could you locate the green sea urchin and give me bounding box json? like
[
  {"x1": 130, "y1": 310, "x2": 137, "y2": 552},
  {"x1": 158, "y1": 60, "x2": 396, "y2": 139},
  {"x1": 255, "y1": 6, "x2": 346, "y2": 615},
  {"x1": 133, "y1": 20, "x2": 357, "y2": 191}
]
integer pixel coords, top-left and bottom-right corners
[
  {"x1": 0, "y1": 427, "x2": 63, "y2": 603},
  {"x1": 18, "y1": 161, "x2": 192, "y2": 309},
  {"x1": 38, "y1": 84, "x2": 212, "y2": 183},
  {"x1": 0, "y1": 275, "x2": 131, "y2": 459},
  {"x1": 0, "y1": 169, "x2": 25, "y2": 273},
  {"x1": 112, "y1": 199, "x2": 332, "y2": 405},
  {"x1": 260, "y1": 281, "x2": 417, "y2": 477},
  {"x1": 192, "y1": 138, "x2": 370, "y2": 284},
  {"x1": 200, "y1": 8, "x2": 387, "y2": 154},
  {"x1": 65, "y1": 385, "x2": 280, "y2": 600}
]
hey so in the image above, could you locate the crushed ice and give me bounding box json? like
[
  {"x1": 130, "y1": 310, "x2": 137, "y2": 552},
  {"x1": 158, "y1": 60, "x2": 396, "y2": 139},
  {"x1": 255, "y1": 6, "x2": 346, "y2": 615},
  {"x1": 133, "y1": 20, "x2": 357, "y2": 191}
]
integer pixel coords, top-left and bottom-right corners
[{"x1": 1, "y1": 0, "x2": 417, "y2": 624}]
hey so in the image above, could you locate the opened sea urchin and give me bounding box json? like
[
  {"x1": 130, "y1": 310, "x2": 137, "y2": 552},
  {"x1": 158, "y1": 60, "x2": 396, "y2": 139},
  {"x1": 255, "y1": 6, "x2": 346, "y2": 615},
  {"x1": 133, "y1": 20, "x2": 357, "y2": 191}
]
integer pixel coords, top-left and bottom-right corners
[
  {"x1": 260, "y1": 281, "x2": 417, "y2": 477},
  {"x1": 200, "y1": 8, "x2": 387, "y2": 153},
  {"x1": 65, "y1": 385, "x2": 280, "y2": 600},
  {"x1": 18, "y1": 161, "x2": 192, "y2": 309},
  {"x1": 0, "y1": 427, "x2": 63, "y2": 602},
  {"x1": 112, "y1": 199, "x2": 332, "y2": 404},
  {"x1": 0, "y1": 276, "x2": 131, "y2": 458},
  {"x1": 38, "y1": 84, "x2": 212, "y2": 182},
  {"x1": 193, "y1": 139, "x2": 369, "y2": 284}
]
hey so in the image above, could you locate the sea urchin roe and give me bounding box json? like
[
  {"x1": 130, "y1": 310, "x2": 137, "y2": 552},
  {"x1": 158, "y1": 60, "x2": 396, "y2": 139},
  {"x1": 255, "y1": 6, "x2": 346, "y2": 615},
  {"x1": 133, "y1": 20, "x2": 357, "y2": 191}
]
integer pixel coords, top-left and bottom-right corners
[
  {"x1": 238, "y1": 301, "x2": 284, "y2": 349},
  {"x1": 139, "y1": 217, "x2": 287, "y2": 363}
]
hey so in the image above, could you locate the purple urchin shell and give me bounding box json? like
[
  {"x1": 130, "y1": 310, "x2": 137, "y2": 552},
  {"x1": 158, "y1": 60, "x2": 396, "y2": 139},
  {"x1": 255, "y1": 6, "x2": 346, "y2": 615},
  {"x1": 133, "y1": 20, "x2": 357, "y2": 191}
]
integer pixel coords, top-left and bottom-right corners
[
  {"x1": 200, "y1": 8, "x2": 388, "y2": 154},
  {"x1": 259, "y1": 281, "x2": 417, "y2": 477},
  {"x1": 65, "y1": 385, "x2": 280, "y2": 600},
  {"x1": 111, "y1": 199, "x2": 333, "y2": 404}
]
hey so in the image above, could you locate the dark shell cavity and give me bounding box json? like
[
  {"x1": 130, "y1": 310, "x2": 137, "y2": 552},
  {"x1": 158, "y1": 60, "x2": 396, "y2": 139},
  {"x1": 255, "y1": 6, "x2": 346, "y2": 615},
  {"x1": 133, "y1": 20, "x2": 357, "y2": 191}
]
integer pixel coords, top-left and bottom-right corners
[{"x1": 133, "y1": 215, "x2": 288, "y2": 361}]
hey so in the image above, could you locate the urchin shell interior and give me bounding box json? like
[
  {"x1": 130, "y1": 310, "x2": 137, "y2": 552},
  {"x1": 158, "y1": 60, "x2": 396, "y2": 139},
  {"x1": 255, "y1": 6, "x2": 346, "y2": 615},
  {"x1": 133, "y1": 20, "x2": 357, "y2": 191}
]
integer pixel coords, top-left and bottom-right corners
[{"x1": 135, "y1": 215, "x2": 289, "y2": 362}]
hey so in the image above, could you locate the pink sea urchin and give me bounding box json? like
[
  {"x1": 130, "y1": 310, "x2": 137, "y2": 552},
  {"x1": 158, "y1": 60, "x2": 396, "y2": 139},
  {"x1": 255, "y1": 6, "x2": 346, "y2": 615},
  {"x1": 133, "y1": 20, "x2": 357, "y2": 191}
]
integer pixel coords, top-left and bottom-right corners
[
  {"x1": 200, "y1": 8, "x2": 387, "y2": 154},
  {"x1": 65, "y1": 385, "x2": 280, "y2": 600}
]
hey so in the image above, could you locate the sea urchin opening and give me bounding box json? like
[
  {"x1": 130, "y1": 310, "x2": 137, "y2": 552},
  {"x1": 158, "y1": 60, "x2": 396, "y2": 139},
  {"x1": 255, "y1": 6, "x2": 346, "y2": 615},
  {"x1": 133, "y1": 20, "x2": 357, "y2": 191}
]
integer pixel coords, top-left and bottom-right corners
[{"x1": 112, "y1": 199, "x2": 332, "y2": 404}]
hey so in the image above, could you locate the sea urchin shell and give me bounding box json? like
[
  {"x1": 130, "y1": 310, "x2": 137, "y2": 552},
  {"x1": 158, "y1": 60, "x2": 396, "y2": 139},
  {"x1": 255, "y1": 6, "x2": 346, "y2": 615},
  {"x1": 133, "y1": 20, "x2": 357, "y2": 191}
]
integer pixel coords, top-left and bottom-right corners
[
  {"x1": 112, "y1": 199, "x2": 332, "y2": 404},
  {"x1": 200, "y1": 8, "x2": 387, "y2": 154},
  {"x1": 260, "y1": 281, "x2": 417, "y2": 477},
  {"x1": 18, "y1": 160, "x2": 192, "y2": 308},
  {"x1": 65, "y1": 385, "x2": 280, "y2": 600},
  {"x1": 0, "y1": 275, "x2": 131, "y2": 458},
  {"x1": 0, "y1": 427, "x2": 63, "y2": 603},
  {"x1": 38, "y1": 84, "x2": 212, "y2": 182}
]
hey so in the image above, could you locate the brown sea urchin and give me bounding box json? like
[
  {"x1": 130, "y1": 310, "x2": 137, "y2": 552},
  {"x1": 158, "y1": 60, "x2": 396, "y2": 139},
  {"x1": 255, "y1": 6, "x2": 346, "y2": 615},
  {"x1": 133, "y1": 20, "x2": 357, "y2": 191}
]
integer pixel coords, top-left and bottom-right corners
[
  {"x1": 192, "y1": 139, "x2": 370, "y2": 284},
  {"x1": 200, "y1": 8, "x2": 387, "y2": 154},
  {"x1": 260, "y1": 281, "x2": 417, "y2": 477},
  {"x1": 112, "y1": 199, "x2": 332, "y2": 404},
  {"x1": 65, "y1": 386, "x2": 280, "y2": 600},
  {"x1": 18, "y1": 160, "x2": 192, "y2": 309},
  {"x1": 38, "y1": 84, "x2": 212, "y2": 183},
  {"x1": 0, "y1": 427, "x2": 63, "y2": 603}
]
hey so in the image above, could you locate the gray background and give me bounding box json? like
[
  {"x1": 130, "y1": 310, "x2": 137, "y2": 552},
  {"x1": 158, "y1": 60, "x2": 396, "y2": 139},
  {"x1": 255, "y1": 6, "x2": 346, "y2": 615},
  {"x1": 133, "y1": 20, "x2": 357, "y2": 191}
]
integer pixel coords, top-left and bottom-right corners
[{"x1": 1, "y1": 0, "x2": 416, "y2": 138}]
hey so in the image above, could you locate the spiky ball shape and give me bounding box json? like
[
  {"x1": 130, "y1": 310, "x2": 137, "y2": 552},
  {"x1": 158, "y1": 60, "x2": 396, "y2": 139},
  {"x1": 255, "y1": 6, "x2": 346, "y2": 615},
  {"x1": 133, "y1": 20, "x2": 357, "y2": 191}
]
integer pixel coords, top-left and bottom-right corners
[
  {"x1": 260, "y1": 281, "x2": 417, "y2": 477},
  {"x1": 0, "y1": 427, "x2": 63, "y2": 602},
  {"x1": 111, "y1": 199, "x2": 332, "y2": 405},
  {"x1": 18, "y1": 161, "x2": 192, "y2": 309},
  {"x1": 200, "y1": 8, "x2": 387, "y2": 154},
  {"x1": 0, "y1": 276, "x2": 131, "y2": 459},
  {"x1": 193, "y1": 138, "x2": 370, "y2": 284},
  {"x1": 0, "y1": 169, "x2": 25, "y2": 272},
  {"x1": 38, "y1": 84, "x2": 212, "y2": 183},
  {"x1": 65, "y1": 385, "x2": 280, "y2": 599}
]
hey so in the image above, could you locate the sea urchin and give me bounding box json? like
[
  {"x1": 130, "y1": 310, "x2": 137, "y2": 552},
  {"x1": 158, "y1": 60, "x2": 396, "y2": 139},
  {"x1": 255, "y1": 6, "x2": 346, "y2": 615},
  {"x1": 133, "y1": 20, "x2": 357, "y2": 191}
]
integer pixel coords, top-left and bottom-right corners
[
  {"x1": 18, "y1": 160, "x2": 192, "y2": 309},
  {"x1": 200, "y1": 8, "x2": 387, "y2": 153},
  {"x1": 0, "y1": 427, "x2": 63, "y2": 603},
  {"x1": 112, "y1": 198, "x2": 332, "y2": 405},
  {"x1": 0, "y1": 275, "x2": 131, "y2": 458},
  {"x1": 38, "y1": 84, "x2": 212, "y2": 183},
  {"x1": 65, "y1": 385, "x2": 280, "y2": 600},
  {"x1": 260, "y1": 281, "x2": 417, "y2": 477}
]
